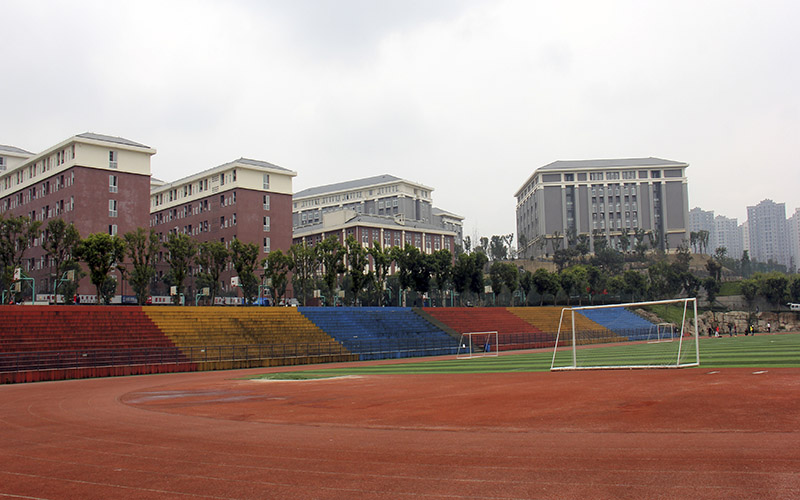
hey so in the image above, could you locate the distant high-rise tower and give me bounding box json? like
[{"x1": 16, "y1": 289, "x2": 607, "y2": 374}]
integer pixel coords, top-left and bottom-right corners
[
  {"x1": 787, "y1": 207, "x2": 800, "y2": 272},
  {"x1": 746, "y1": 199, "x2": 789, "y2": 267}
]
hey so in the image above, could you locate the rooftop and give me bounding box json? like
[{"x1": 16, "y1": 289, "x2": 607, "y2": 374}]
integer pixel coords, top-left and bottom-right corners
[
  {"x1": 76, "y1": 132, "x2": 153, "y2": 150},
  {"x1": 538, "y1": 157, "x2": 687, "y2": 171},
  {"x1": 295, "y1": 174, "x2": 432, "y2": 199},
  {"x1": 0, "y1": 144, "x2": 34, "y2": 156}
]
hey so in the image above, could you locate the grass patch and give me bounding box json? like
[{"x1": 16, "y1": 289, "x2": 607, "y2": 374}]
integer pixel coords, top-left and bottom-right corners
[
  {"x1": 641, "y1": 303, "x2": 694, "y2": 326},
  {"x1": 719, "y1": 281, "x2": 742, "y2": 296},
  {"x1": 247, "y1": 333, "x2": 800, "y2": 380}
]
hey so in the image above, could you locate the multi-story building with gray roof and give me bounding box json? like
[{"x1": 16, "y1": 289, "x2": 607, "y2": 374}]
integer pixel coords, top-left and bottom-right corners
[
  {"x1": 293, "y1": 174, "x2": 463, "y2": 247},
  {"x1": 515, "y1": 157, "x2": 690, "y2": 258}
]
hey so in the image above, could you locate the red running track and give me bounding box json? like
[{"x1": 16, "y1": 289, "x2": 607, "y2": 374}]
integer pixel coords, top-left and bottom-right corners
[{"x1": 0, "y1": 365, "x2": 799, "y2": 499}]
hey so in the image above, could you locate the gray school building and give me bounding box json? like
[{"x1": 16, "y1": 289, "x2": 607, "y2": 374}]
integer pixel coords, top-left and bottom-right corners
[{"x1": 515, "y1": 158, "x2": 690, "y2": 258}]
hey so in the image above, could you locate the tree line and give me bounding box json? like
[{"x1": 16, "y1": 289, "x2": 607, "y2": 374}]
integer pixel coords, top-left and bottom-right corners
[{"x1": 1, "y1": 213, "x2": 798, "y2": 308}]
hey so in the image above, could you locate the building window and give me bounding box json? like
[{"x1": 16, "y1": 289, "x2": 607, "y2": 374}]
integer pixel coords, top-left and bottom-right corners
[
  {"x1": 109, "y1": 199, "x2": 118, "y2": 217},
  {"x1": 590, "y1": 172, "x2": 603, "y2": 181},
  {"x1": 109, "y1": 175, "x2": 118, "y2": 193},
  {"x1": 263, "y1": 237, "x2": 271, "y2": 253},
  {"x1": 109, "y1": 151, "x2": 118, "y2": 169},
  {"x1": 263, "y1": 216, "x2": 270, "y2": 232},
  {"x1": 263, "y1": 194, "x2": 270, "y2": 210},
  {"x1": 263, "y1": 174, "x2": 270, "y2": 189},
  {"x1": 109, "y1": 224, "x2": 117, "y2": 236}
]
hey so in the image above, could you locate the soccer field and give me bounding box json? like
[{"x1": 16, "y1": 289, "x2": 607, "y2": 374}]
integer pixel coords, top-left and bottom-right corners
[{"x1": 250, "y1": 332, "x2": 800, "y2": 379}]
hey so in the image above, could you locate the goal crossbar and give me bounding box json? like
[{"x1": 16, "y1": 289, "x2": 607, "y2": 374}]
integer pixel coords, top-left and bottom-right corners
[{"x1": 550, "y1": 298, "x2": 700, "y2": 371}]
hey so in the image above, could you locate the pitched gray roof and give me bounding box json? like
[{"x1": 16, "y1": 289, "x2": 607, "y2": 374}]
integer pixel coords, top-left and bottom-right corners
[
  {"x1": 0, "y1": 144, "x2": 34, "y2": 155},
  {"x1": 236, "y1": 158, "x2": 295, "y2": 174},
  {"x1": 294, "y1": 174, "x2": 403, "y2": 198},
  {"x1": 538, "y1": 157, "x2": 687, "y2": 171},
  {"x1": 76, "y1": 132, "x2": 152, "y2": 149}
]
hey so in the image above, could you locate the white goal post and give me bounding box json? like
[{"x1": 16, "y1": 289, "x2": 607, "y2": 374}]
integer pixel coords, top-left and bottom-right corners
[
  {"x1": 457, "y1": 331, "x2": 499, "y2": 359},
  {"x1": 550, "y1": 298, "x2": 699, "y2": 370},
  {"x1": 648, "y1": 322, "x2": 675, "y2": 343}
]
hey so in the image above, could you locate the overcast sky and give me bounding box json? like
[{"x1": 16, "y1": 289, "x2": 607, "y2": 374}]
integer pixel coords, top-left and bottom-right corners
[{"x1": 2, "y1": 0, "x2": 799, "y2": 240}]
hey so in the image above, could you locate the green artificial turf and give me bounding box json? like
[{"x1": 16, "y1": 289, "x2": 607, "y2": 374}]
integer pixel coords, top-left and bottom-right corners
[{"x1": 248, "y1": 333, "x2": 800, "y2": 380}]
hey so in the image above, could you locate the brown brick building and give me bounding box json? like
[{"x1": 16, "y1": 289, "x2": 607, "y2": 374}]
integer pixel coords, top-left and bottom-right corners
[
  {"x1": 0, "y1": 133, "x2": 156, "y2": 300},
  {"x1": 149, "y1": 158, "x2": 296, "y2": 300}
]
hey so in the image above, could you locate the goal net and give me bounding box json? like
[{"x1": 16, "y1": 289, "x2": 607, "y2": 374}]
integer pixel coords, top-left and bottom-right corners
[
  {"x1": 550, "y1": 298, "x2": 699, "y2": 370},
  {"x1": 457, "y1": 331, "x2": 499, "y2": 359}
]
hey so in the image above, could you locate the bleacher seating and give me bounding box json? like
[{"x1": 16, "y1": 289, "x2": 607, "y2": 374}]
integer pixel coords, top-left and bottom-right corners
[
  {"x1": 423, "y1": 307, "x2": 553, "y2": 351},
  {"x1": 298, "y1": 307, "x2": 458, "y2": 360},
  {"x1": 142, "y1": 307, "x2": 354, "y2": 362},
  {"x1": 0, "y1": 306, "x2": 189, "y2": 375},
  {"x1": 577, "y1": 307, "x2": 656, "y2": 341}
]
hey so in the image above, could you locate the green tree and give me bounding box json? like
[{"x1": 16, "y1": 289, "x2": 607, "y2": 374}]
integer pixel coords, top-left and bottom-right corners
[
  {"x1": 757, "y1": 272, "x2": 789, "y2": 309},
  {"x1": 489, "y1": 261, "x2": 519, "y2": 305},
  {"x1": 451, "y1": 250, "x2": 486, "y2": 305},
  {"x1": 42, "y1": 219, "x2": 81, "y2": 303},
  {"x1": 194, "y1": 240, "x2": 229, "y2": 305},
  {"x1": 585, "y1": 265, "x2": 608, "y2": 304},
  {"x1": 617, "y1": 228, "x2": 631, "y2": 254},
  {"x1": 75, "y1": 232, "x2": 126, "y2": 305},
  {"x1": 489, "y1": 235, "x2": 508, "y2": 261},
  {"x1": 703, "y1": 277, "x2": 721, "y2": 311},
  {"x1": 532, "y1": 268, "x2": 560, "y2": 306},
  {"x1": 622, "y1": 269, "x2": 648, "y2": 302},
  {"x1": 345, "y1": 236, "x2": 370, "y2": 305},
  {"x1": 369, "y1": 241, "x2": 395, "y2": 306},
  {"x1": 740, "y1": 250, "x2": 752, "y2": 278},
  {"x1": 559, "y1": 268, "x2": 579, "y2": 306},
  {"x1": 519, "y1": 269, "x2": 533, "y2": 305},
  {"x1": 163, "y1": 232, "x2": 197, "y2": 305},
  {"x1": 697, "y1": 230, "x2": 710, "y2": 254},
  {"x1": 231, "y1": 238, "x2": 260, "y2": 305},
  {"x1": 647, "y1": 260, "x2": 682, "y2": 300},
  {"x1": 674, "y1": 242, "x2": 692, "y2": 273},
  {"x1": 452, "y1": 252, "x2": 473, "y2": 304},
  {"x1": 682, "y1": 272, "x2": 702, "y2": 298},
  {"x1": 264, "y1": 249, "x2": 292, "y2": 306},
  {"x1": 0, "y1": 214, "x2": 42, "y2": 300},
  {"x1": 706, "y1": 257, "x2": 723, "y2": 282},
  {"x1": 317, "y1": 236, "x2": 346, "y2": 306},
  {"x1": 590, "y1": 246, "x2": 624, "y2": 275},
  {"x1": 288, "y1": 242, "x2": 318, "y2": 306},
  {"x1": 740, "y1": 278, "x2": 759, "y2": 312},
  {"x1": 428, "y1": 249, "x2": 452, "y2": 306},
  {"x1": 123, "y1": 227, "x2": 160, "y2": 305},
  {"x1": 789, "y1": 276, "x2": 800, "y2": 304},
  {"x1": 633, "y1": 228, "x2": 649, "y2": 260}
]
